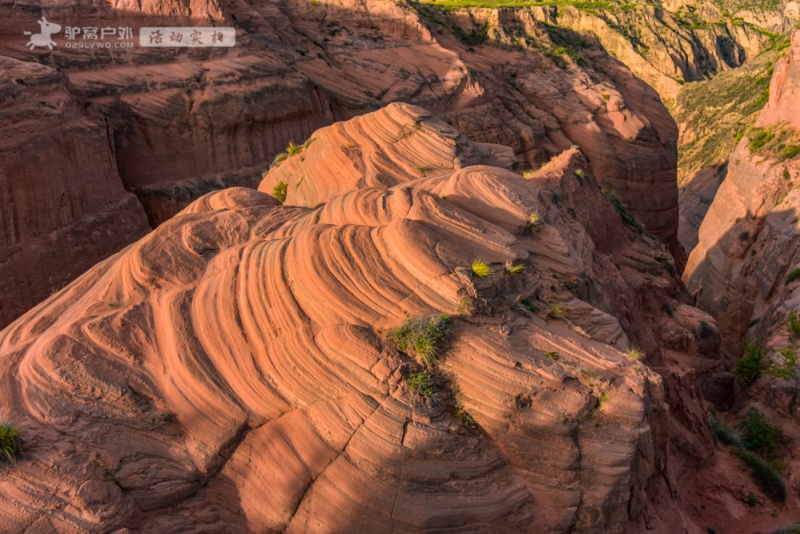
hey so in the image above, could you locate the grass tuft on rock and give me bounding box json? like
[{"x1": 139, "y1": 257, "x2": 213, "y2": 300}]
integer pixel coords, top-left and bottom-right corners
[
  {"x1": 390, "y1": 314, "x2": 451, "y2": 365},
  {"x1": 471, "y1": 259, "x2": 493, "y2": 278},
  {"x1": 0, "y1": 424, "x2": 21, "y2": 462},
  {"x1": 272, "y1": 181, "x2": 288, "y2": 203}
]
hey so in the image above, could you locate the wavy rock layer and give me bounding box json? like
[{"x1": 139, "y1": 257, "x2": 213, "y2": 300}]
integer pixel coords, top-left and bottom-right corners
[
  {"x1": 0, "y1": 106, "x2": 719, "y2": 533},
  {"x1": 0, "y1": 0, "x2": 684, "y2": 326}
]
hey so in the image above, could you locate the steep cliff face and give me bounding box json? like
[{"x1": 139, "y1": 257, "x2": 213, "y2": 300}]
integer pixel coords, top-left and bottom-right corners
[
  {"x1": 414, "y1": 0, "x2": 796, "y2": 99},
  {"x1": 686, "y1": 32, "x2": 800, "y2": 359},
  {"x1": 681, "y1": 34, "x2": 800, "y2": 528},
  {"x1": 0, "y1": 57, "x2": 150, "y2": 328},
  {"x1": 0, "y1": 105, "x2": 722, "y2": 533}
]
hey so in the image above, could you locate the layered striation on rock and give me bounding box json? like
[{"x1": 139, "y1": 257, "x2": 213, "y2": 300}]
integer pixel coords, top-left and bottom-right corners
[
  {"x1": 681, "y1": 33, "x2": 800, "y2": 530},
  {"x1": 0, "y1": 105, "x2": 721, "y2": 533},
  {"x1": 0, "y1": 0, "x2": 685, "y2": 328},
  {"x1": 416, "y1": 0, "x2": 796, "y2": 100},
  {"x1": 685, "y1": 32, "x2": 800, "y2": 359},
  {"x1": 0, "y1": 56, "x2": 150, "y2": 328}
]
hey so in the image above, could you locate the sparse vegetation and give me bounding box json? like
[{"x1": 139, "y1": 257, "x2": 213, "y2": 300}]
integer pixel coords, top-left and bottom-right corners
[
  {"x1": 602, "y1": 188, "x2": 643, "y2": 233},
  {"x1": 0, "y1": 424, "x2": 21, "y2": 462},
  {"x1": 505, "y1": 261, "x2": 525, "y2": 275},
  {"x1": 518, "y1": 296, "x2": 539, "y2": 313},
  {"x1": 390, "y1": 314, "x2": 451, "y2": 365},
  {"x1": 733, "y1": 449, "x2": 786, "y2": 502},
  {"x1": 738, "y1": 408, "x2": 780, "y2": 457},
  {"x1": 406, "y1": 370, "x2": 434, "y2": 397},
  {"x1": 699, "y1": 320, "x2": 715, "y2": 339},
  {"x1": 471, "y1": 259, "x2": 493, "y2": 278},
  {"x1": 768, "y1": 344, "x2": 800, "y2": 405},
  {"x1": 786, "y1": 311, "x2": 800, "y2": 339},
  {"x1": 672, "y1": 50, "x2": 779, "y2": 183},
  {"x1": 524, "y1": 212, "x2": 543, "y2": 235},
  {"x1": 709, "y1": 411, "x2": 739, "y2": 447},
  {"x1": 786, "y1": 268, "x2": 800, "y2": 285},
  {"x1": 547, "y1": 304, "x2": 568, "y2": 320},
  {"x1": 749, "y1": 128, "x2": 776, "y2": 153},
  {"x1": 272, "y1": 181, "x2": 288, "y2": 203},
  {"x1": 286, "y1": 141, "x2": 302, "y2": 156},
  {"x1": 626, "y1": 346, "x2": 644, "y2": 360},
  {"x1": 735, "y1": 337, "x2": 765, "y2": 385}
]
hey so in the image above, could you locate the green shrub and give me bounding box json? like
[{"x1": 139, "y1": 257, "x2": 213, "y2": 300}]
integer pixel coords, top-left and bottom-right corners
[
  {"x1": 406, "y1": 370, "x2": 435, "y2": 398},
  {"x1": 738, "y1": 408, "x2": 780, "y2": 456},
  {"x1": 519, "y1": 297, "x2": 539, "y2": 313},
  {"x1": 390, "y1": 314, "x2": 451, "y2": 365},
  {"x1": 733, "y1": 449, "x2": 786, "y2": 502},
  {"x1": 768, "y1": 344, "x2": 800, "y2": 405},
  {"x1": 778, "y1": 144, "x2": 800, "y2": 161},
  {"x1": 735, "y1": 338, "x2": 765, "y2": 385},
  {"x1": 699, "y1": 320, "x2": 715, "y2": 339},
  {"x1": 786, "y1": 311, "x2": 800, "y2": 339},
  {"x1": 786, "y1": 268, "x2": 800, "y2": 285},
  {"x1": 0, "y1": 424, "x2": 21, "y2": 462},
  {"x1": 471, "y1": 259, "x2": 492, "y2": 278},
  {"x1": 749, "y1": 128, "x2": 775, "y2": 153},
  {"x1": 272, "y1": 181, "x2": 288, "y2": 203}
]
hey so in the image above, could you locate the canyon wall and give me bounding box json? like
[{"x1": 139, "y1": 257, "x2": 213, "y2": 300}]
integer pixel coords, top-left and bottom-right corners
[
  {"x1": 686, "y1": 32, "x2": 800, "y2": 358},
  {"x1": 0, "y1": 0, "x2": 686, "y2": 326}
]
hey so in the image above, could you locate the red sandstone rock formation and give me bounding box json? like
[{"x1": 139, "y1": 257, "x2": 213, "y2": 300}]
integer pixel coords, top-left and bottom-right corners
[
  {"x1": 0, "y1": 105, "x2": 718, "y2": 532},
  {"x1": 0, "y1": 0, "x2": 683, "y2": 326},
  {"x1": 686, "y1": 32, "x2": 800, "y2": 359},
  {"x1": 0, "y1": 56, "x2": 150, "y2": 328}
]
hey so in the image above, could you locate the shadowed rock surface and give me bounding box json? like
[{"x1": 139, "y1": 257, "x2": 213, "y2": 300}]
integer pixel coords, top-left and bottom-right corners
[
  {"x1": 0, "y1": 105, "x2": 726, "y2": 533},
  {"x1": 0, "y1": 0, "x2": 684, "y2": 326}
]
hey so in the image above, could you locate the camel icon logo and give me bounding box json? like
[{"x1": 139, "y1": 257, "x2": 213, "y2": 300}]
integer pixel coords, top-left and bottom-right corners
[{"x1": 24, "y1": 17, "x2": 62, "y2": 50}]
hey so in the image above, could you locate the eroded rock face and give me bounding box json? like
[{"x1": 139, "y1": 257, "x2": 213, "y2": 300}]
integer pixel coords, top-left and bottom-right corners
[
  {"x1": 0, "y1": 0, "x2": 683, "y2": 329},
  {"x1": 0, "y1": 105, "x2": 717, "y2": 533},
  {"x1": 0, "y1": 57, "x2": 150, "y2": 328},
  {"x1": 685, "y1": 32, "x2": 800, "y2": 358}
]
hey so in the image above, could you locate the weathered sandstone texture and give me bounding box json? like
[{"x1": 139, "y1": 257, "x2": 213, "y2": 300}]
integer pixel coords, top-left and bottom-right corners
[
  {"x1": 0, "y1": 56, "x2": 150, "y2": 328},
  {"x1": 686, "y1": 31, "x2": 800, "y2": 358},
  {"x1": 0, "y1": 105, "x2": 721, "y2": 533},
  {"x1": 0, "y1": 0, "x2": 686, "y2": 328}
]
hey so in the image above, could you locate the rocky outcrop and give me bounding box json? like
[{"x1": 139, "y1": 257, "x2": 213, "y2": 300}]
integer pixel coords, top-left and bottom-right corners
[
  {"x1": 0, "y1": 0, "x2": 683, "y2": 330},
  {"x1": 0, "y1": 105, "x2": 723, "y2": 533},
  {"x1": 686, "y1": 32, "x2": 800, "y2": 357},
  {"x1": 0, "y1": 57, "x2": 150, "y2": 328},
  {"x1": 418, "y1": 0, "x2": 795, "y2": 100}
]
